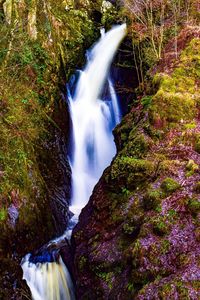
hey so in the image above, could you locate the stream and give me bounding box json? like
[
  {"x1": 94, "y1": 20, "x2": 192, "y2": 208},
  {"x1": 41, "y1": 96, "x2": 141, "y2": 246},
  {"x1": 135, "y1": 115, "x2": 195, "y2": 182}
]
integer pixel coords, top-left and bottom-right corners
[{"x1": 21, "y1": 24, "x2": 127, "y2": 300}]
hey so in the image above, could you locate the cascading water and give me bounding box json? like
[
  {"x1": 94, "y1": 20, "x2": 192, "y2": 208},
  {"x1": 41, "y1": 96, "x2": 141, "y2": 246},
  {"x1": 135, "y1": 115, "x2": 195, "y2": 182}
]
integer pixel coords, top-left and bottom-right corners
[
  {"x1": 22, "y1": 255, "x2": 75, "y2": 300},
  {"x1": 68, "y1": 24, "x2": 126, "y2": 227},
  {"x1": 21, "y1": 24, "x2": 126, "y2": 300}
]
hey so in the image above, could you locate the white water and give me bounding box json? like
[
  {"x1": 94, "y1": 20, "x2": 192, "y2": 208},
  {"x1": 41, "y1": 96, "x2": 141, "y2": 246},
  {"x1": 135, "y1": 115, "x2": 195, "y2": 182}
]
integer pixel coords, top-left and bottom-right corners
[
  {"x1": 21, "y1": 24, "x2": 126, "y2": 300},
  {"x1": 69, "y1": 24, "x2": 126, "y2": 225},
  {"x1": 22, "y1": 255, "x2": 75, "y2": 300}
]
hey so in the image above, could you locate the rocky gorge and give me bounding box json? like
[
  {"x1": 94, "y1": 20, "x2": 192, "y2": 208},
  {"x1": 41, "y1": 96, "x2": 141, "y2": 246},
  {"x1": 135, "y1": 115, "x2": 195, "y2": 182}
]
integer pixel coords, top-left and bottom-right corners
[{"x1": 0, "y1": 0, "x2": 200, "y2": 299}]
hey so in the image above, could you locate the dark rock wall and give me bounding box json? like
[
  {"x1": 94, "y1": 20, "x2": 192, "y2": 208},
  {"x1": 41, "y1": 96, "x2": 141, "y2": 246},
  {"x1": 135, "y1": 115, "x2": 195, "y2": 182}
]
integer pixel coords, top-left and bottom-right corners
[{"x1": 38, "y1": 97, "x2": 72, "y2": 235}]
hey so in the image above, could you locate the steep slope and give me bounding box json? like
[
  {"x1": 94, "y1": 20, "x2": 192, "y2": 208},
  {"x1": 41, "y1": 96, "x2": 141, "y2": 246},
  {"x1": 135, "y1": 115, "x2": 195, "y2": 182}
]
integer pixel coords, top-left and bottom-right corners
[
  {"x1": 0, "y1": 0, "x2": 101, "y2": 298},
  {"x1": 72, "y1": 28, "x2": 200, "y2": 299}
]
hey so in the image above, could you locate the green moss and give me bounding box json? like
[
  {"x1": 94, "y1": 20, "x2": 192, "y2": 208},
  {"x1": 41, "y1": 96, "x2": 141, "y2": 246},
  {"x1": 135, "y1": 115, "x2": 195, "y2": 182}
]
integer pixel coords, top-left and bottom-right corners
[
  {"x1": 187, "y1": 198, "x2": 200, "y2": 214},
  {"x1": 110, "y1": 190, "x2": 127, "y2": 213},
  {"x1": 155, "y1": 204, "x2": 162, "y2": 213},
  {"x1": 0, "y1": 85, "x2": 48, "y2": 202},
  {"x1": 131, "y1": 239, "x2": 141, "y2": 266},
  {"x1": 126, "y1": 133, "x2": 150, "y2": 158},
  {"x1": 176, "y1": 281, "x2": 190, "y2": 299},
  {"x1": 78, "y1": 256, "x2": 88, "y2": 271},
  {"x1": 160, "y1": 177, "x2": 180, "y2": 194},
  {"x1": 141, "y1": 95, "x2": 153, "y2": 109},
  {"x1": 150, "y1": 39, "x2": 200, "y2": 127},
  {"x1": 126, "y1": 282, "x2": 135, "y2": 293},
  {"x1": 124, "y1": 199, "x2": 144, "y2": 234},
  {"x1": 152, "y1": 88, "x2": 195, "y2": 123},
  {"x1": 184, "y1": 122, "x2": 197, "y2": 129},
  {"x1": 152, "y1": 216, "x2": 170, "y2": 236},
  {"x1": 195, "y1": 134, "x2": 200, "y2": 153},
  {"x1": 178, "y1": 253, "x2": 190, "y2": 267},
  {"x1": 121, "y1": 132, "x2": 128, "y2": 143},
  {"x1": 95, "y1": 270, "x2": 115, "y2": 290},
  {"x1": 158, "y1": 282, "x2": 173, "y2": 298},
  {"x1": 0, "y1": 1, "x2": 102, "y2": 298},
  {"x1": 111, "y1": 156, "x2": 155, "y2": 189},
  {"x1": 186, "y1": 159, "x2": 199, "y2": 177},
  {"x1": 94, "y1": 264, "x2": 122, "y2": 290},
  {"x1": 167, "y1": 209, "x2": 177, "y2": 220},
  {"x1": 123, "y1": 222, "x2": 137, "y2": 235},
  {"x1": 151, "y1": 211, "x2": 177, "y2": 236},
  {"x1": 111, "y1": 212, "x2": 122, "y2": 223},
  {"x1": 160, "y1": 239, "x2": 171, "y2": 254},
  {"x1": 73, "y1": 230, "x2": 83, "y2": 240},
  {"x1": 121, "y1": 187, "x2": 131, "y2": 196},
  {"x1": 0, "y1": 209, "x2": 7, "y2": 222},
  {"x1": 143, "y1": 188, "x2": 163, "y2": 210},
  {"x1": 157, "y1": 281, "x2": 190, "y2": 299},
  {"x1": 159, "y1": 159, "x2": 180, "y2": 175}
]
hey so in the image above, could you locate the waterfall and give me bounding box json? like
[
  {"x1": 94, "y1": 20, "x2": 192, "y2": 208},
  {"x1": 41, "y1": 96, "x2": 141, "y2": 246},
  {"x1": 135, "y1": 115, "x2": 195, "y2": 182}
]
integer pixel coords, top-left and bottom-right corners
[
  {"x1": 22, "y1": 255, "x2": 75, "y2": 300},
  {"x1": 21, "y1": 24, "x2": 126, "y2": 300},
  {"x1": 69, "y1": 24, "x2": 126, "y2": 226}
]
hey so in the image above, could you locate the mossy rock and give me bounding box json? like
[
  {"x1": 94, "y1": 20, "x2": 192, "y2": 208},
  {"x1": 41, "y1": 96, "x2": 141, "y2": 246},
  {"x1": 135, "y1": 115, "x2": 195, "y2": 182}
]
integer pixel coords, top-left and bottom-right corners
[
  {"x1": 160, "y1": 177, "x2": 180, "y2": 195},
  {"x1": 195, "y1": 135, "x2": 200, "y2": 153},
  {"x1": 187, "y1": 198, "x2": 200, "y2": 215},
  {"x1": 111, "y1": 156, "x2": 155, "y2": 189},
  {"x1": 78, "y1": 255, "x2": 88, "y2": 272},
  {"x1": 122, "y1": 212, "x2": 143, "y2": 236},
  {"x1": 152, "y1": 216, "x2": 170, "y2": 236},
  {"x1": 186, "y1": 159, "x2": 199, "y2": 177},
  {"x1": 126, "y1": 198, "x2": 144, "y2": 221},
  {"x1": 125, "y1": 132, "x2": 151, "y2": 158},
  {"x1": 143, "y1": 188, "x2": 163, "y2": 210},
  {"x1": 151, "y1": 88, "x2": 196, "y2": 124},
  {"x1": 122, "y1": 222, "x2": 137, "y2": 235},
  {"x1": 150, "y1": 39, "x2": 200, "y2": 127},
  {"x1": 130, "y1": 239, "x2": 142, "y2": 267}
]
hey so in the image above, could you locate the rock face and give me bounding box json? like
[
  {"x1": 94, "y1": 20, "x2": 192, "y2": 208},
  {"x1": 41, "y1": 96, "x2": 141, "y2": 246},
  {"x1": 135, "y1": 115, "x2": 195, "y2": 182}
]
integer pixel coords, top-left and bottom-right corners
[
  {"x1": 0, "y1": 0, "x2": 101, "y2": 298},
  {"x1": 72, "y1": 29, "x2": 200, "y2": 299},
  {"x1": 38, "y1": 98, "x2": 72, "y2": 235}
]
